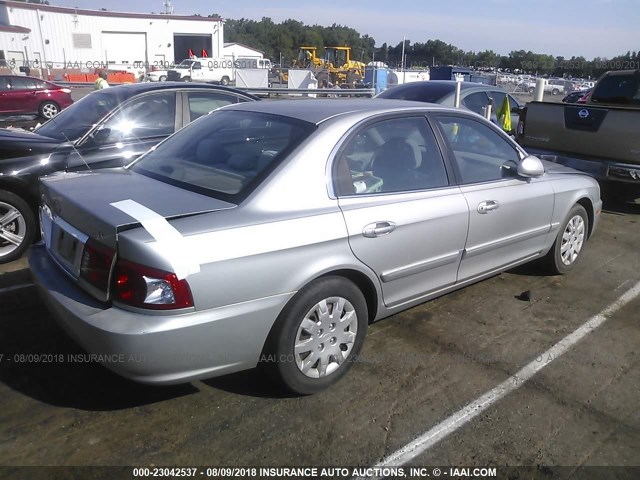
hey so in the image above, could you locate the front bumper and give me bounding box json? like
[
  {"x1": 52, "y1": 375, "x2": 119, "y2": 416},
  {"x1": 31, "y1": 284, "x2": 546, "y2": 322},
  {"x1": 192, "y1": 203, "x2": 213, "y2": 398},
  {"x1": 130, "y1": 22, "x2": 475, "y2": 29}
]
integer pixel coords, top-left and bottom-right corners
[{"x1": 29, "y1": 244, "x2": 292, "y2": 385}]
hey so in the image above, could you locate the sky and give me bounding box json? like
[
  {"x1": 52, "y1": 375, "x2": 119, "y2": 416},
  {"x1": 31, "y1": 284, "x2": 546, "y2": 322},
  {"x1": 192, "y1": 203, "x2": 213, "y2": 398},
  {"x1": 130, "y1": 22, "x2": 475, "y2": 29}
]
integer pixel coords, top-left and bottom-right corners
[{"x1": 52, "y1": 0, "x2": 639, "y2": 59}]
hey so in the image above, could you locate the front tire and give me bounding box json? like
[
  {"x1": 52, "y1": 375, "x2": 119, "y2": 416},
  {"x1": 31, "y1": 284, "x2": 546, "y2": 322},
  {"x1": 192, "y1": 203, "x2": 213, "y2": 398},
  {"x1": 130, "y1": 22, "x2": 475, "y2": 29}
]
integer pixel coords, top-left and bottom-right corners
[
  {"x1": 262, "y1": 276, "x2": 368, "y2": 395},
  {"x1": 542, "y1": 204, "x2": 588, "y2": 274},
  {"x1": 159, "y1": 75, "x2": 167, "y2": 82},
  {"x1": 220, "y1": 76, "x2": 230, "y2": 86},
  {"x1": 0, "y1": 191, "x2": 36, "y2": 264},
  {"x1": 39, "y1": 101, "x2": 60, "y2": 119}
]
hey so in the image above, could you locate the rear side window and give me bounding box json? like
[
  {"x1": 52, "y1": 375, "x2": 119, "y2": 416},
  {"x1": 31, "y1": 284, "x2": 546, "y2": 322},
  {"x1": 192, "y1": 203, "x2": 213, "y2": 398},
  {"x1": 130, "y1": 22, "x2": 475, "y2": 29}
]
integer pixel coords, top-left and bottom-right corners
[
  {"x1": 462, "y1": 92, "x2": 489, "y2": 115},
  {"x1": 591, "y1": 73, "x2": 640, "y2": 105},
  {"x1": 334, "y1": 116, "x2": 449, "y2": 195},
  {"x1": 131, "y1": 110, "x2": 315, "y2": 200},
  {"x1": 187, "y1": 92, "x2": 239, "y2": 121},
  {"x1": 7, "y1": 77, "x2": 36, "y2": 89}
]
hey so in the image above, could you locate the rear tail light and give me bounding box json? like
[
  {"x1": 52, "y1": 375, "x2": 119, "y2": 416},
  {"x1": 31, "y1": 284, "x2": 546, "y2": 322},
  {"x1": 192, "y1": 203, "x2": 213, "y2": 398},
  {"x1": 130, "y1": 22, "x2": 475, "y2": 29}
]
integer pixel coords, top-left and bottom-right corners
[
  {"x1": 60, "y1": 88, "x2": 71, "y2": 94},
  {"x1": 112, "y1": 259, "x2": 193, "y2": 310},
  {"x1": 80, "y1": 239, "x2": 115, "y2": 292}
]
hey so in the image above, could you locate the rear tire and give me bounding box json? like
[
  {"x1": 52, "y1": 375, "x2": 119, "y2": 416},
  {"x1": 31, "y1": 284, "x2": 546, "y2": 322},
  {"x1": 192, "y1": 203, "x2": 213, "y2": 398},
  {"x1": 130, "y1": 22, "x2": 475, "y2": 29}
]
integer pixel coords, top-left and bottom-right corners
[
  {"x1": 220, "y1": 76, "x2": 230, "y2": 86},
  {"x1": 0, "y1": 190, "x2": 36, "y2": 264},
  {"x1": 39, "y1": 101, "x2": 60, "y2": 119},
  {"x1": 552, "y1": 88, "x2": 560, "y2": 95},
  {"x1": 159, "y1": 75, "x2": 167, "y2": 82},
  {"x1": 542, "y1": 204, "x2": 588, "y2": 275},
  {"x1": 261, "y1": 276, "x2": 368, "y2": 395}
]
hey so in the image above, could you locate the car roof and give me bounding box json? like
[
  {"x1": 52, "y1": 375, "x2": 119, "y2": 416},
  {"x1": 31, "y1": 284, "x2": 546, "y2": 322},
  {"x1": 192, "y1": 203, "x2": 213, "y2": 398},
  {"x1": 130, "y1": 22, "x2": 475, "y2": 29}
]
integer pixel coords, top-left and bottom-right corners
[
  {"x1": 80, "y1": 82, "x2": 260, "y2": 104},
  {"x1": 226, "y1": 98, "x2": 455, "y2": 124},
  {"x1": 388, "y1": 80, "x2": 502, "y2": 93},
  {"x1": 0, "y1": 74, "x2": 55, "y2": 82},
  {"x1": 97, "y1": 81, "x2": 258, "y2": 97}
]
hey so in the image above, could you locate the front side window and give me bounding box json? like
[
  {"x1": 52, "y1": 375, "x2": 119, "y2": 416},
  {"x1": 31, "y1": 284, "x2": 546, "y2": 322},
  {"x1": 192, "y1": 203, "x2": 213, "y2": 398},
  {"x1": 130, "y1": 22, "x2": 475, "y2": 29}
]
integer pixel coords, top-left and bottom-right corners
[
  {"x1": 131, "y1": 110, "x2": 315, "y2": 201},
  {"x1": 99, "y1": 91, "x2": 176, "y2": 142},
  {"x1": 334, "y1": 116, "x2": 449, "y2": 195},
  {"x1": 436, "y1": 116, "x2": 520, "y2": 184},
  {"x1": 34, "y1": 90, "x2": 124, "y2": 141}
]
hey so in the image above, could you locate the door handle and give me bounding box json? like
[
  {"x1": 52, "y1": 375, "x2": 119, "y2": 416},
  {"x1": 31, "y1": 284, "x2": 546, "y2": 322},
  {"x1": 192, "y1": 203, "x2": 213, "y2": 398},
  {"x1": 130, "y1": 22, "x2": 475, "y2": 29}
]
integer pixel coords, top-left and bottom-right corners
[
  {"x1": 363, "y1": 221, "x2": 397, "y2": 238},
  {"x1": 477, "y1": 200, "x2": 499, "y2": 214}
]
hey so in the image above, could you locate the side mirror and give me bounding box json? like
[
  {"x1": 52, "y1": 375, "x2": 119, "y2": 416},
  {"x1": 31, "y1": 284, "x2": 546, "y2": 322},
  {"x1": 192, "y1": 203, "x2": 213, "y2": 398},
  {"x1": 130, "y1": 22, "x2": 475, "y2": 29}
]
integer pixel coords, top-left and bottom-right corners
[
  {"x1": 517, "y1": 155, "x2": 545, "y2": 178},
  {"x1": 90, "y1": 127, "x2": 112, "y2": 145}
]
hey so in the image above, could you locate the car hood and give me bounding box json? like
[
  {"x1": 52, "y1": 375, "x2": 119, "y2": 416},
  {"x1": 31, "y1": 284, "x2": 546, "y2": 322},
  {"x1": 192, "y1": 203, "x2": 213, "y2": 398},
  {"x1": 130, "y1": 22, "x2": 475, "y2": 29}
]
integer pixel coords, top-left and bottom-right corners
[
  {"x1": 40, "y1": 168, "x2": 236, "y2": 248},
  {"x1": 539, "y1": 157, "x2": 588, "y2": 175},
  {"x1": 0, "y1": 127, "x2": 58, "y2": 144}
]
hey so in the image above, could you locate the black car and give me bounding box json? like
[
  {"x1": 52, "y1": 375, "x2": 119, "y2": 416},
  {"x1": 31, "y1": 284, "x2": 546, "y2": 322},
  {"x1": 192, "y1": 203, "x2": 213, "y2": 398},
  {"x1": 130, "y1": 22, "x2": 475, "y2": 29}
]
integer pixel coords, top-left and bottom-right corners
[
  {"x1": 376, "y1": 80, "x2": 523, "y2": 132},
  {"x1": 0, "y1": 82, "x2": 257, "y2": 263},
  {"x1": 562, "y1": 89, "x2": 591, "y2": 104}
]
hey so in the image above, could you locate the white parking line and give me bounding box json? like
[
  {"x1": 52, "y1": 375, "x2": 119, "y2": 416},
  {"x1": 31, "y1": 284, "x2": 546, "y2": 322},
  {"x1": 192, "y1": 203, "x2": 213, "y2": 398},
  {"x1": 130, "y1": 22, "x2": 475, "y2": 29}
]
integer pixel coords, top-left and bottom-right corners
[{"x1": 363, "y1": 280, "x2": 640, "y2": 478}]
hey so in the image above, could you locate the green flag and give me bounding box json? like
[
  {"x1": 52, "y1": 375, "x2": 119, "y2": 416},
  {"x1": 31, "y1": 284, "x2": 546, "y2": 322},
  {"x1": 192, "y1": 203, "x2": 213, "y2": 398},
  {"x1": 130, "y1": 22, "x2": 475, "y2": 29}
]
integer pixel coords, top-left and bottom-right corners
[{"x1": 497, "y1": 95, "x2": 512, "y2": 132}]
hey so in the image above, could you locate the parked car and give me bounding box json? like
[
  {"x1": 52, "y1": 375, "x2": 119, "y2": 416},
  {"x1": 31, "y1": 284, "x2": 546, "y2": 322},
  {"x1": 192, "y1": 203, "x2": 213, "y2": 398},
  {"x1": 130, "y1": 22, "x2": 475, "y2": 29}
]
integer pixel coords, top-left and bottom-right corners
[
  {"x1": 562, "y1": 89, "x2": 591, "y2": 104},
  {"x1": 0, "y1": 75, "x2": 73, "y2": 119},
  {"x1": 0, "y1": 82, "x2": 257, "y2": 263},
  {"x1": 376, "y1": 81, "x2": 522, "y2": 133},
  {"x1": 545, "y1": 79, "x2": 567, "y2": 96},
  {"x1": 30, "y1": 99, "x2": 602, "y2": 395},
  {"x1": 146, "y1": 69, "x2": 169, "y2": 82}
]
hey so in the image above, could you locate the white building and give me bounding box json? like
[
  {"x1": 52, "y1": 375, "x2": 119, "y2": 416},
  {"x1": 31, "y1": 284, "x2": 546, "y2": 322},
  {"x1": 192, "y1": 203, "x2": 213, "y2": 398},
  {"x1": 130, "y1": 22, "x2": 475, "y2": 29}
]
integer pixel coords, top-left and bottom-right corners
[
  {"x1": 223, "y1": 42, "x2": 264, "y2": 60},
  {"x1": 0, "y1": 0, "x2": 224, "y2": 75}
]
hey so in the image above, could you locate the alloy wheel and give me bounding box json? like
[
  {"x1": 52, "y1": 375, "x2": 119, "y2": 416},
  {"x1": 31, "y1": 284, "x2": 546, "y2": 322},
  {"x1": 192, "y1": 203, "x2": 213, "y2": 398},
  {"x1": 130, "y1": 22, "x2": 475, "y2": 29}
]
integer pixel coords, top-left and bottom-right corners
[
  {"x1": 0, "y1": 202, "x2": 26, "y2": 259},
  {"x1": 561, "y1": 215, "x2": 585, "y2": 266}
]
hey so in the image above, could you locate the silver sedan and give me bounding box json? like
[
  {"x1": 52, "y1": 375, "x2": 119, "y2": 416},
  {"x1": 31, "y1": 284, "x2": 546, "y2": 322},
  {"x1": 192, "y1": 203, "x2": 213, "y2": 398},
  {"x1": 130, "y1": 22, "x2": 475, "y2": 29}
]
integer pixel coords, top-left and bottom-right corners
[{"x1": 29, "y1": 99, "x2": 602, "y2": 394}]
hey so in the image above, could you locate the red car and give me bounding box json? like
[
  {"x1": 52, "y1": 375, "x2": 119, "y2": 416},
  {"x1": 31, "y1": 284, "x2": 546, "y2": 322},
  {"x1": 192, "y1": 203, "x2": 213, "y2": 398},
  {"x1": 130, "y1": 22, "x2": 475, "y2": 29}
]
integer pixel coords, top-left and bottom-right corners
[{"x1": 0, "y1": 75, "x2": 73, "y2": 119}]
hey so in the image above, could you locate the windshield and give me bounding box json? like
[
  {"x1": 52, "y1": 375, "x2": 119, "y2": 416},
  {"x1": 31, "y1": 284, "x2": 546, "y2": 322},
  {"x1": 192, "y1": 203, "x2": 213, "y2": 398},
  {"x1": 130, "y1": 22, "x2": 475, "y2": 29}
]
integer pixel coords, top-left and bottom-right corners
[
  {"x1": 34, "y1": 90, "x2": 128, "y2": 141},
  {"x1": 130, "y1": 110, "x2": 315, "y2": 201}
]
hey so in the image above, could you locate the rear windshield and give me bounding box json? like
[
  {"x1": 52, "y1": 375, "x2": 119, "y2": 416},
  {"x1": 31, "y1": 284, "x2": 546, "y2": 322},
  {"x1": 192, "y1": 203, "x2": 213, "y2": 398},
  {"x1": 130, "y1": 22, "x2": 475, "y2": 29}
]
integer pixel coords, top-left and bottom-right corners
[
  {"x1": 35, "y1": 90, "x2": 127, "y2": 141},
  {"x1": 376, "y1": 83, "x2": 452, "y2": 103},
  {"x1": 130, "y1": 110, "x2": 315, "y2": 201},
  {"x1": 591, "y1": 73, "x2": 640, "y2": 106}
]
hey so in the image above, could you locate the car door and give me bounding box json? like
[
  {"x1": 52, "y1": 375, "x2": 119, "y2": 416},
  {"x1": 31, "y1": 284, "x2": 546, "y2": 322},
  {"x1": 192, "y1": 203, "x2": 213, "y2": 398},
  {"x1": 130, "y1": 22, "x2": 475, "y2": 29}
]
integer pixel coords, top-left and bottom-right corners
[
  {"x1": 3, "y1": 77, "x2": 36, "y2": 114},
  {"x1": 334, "y1": 115, "x2": 469, "y2": 308},
  {"x1": 0, "y1": 77, "x2": 11, "y2": 113},
  {"x1": 66, "y1": 90, "x2": 178, "y2": 171},
  {"x1": 433, "y1": 114, "x2": 554, "y2": 282}
]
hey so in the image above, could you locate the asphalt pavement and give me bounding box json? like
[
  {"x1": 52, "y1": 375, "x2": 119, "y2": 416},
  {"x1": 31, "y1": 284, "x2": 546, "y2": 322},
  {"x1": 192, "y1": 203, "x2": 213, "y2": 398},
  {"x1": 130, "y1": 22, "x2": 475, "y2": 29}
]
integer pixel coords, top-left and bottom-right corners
[{"x1": 0, "y1": 197, "x2": 639, "y2": 479}]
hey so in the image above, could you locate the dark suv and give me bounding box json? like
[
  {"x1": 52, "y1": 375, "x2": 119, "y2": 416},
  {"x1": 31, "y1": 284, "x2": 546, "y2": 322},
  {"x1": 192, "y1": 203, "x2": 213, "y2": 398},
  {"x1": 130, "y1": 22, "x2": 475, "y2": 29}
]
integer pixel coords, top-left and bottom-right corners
[{"x1": 0, "y1": 82, "x2": 257, "y2": 263}]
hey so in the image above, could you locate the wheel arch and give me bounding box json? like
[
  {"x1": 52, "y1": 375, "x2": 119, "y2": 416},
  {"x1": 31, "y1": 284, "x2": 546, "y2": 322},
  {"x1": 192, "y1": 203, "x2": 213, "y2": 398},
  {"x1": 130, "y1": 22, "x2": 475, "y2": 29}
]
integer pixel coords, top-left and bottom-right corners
[
  {"x1": 0, "y1": 178, "x2": 37, "y2": 212},
  {"x1": 576, "y1": 196, "x2": 595, "y2": 239},
  {"x1": 315, "y1": 268, "x2": 379, "y2": 324}
]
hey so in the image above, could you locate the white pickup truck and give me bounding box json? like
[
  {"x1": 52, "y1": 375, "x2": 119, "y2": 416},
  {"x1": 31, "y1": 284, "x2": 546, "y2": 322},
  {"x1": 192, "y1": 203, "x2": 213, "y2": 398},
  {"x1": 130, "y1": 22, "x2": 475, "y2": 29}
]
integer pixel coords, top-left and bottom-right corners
[{"x1": 166, "y1": 58, "x2": 235, "y2": 85}]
